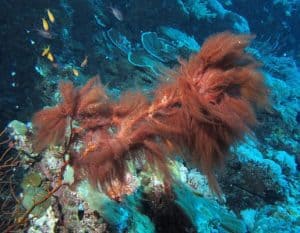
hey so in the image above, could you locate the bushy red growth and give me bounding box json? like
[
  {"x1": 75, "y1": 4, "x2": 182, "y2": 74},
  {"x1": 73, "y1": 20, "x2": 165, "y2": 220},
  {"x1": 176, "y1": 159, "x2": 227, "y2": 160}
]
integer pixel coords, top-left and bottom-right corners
[
  {"x1": 32, "y1": 32, "x2": 268, "y2": 197},
  {"x1": 32, "y1": 77, "x2": 109, "y2": 152},
  {"x1": 33, "y1": 81, "x2": 77, "y2": 152},
  {"x1": 72, "y1": 90, "x2": 172, "y2": 192},
  {"x1": 147, "y1": 32, "x2": 268, "y2": 193},
  {"x1": 76, "y1": 76, "x2": 108, "y2": 116}
]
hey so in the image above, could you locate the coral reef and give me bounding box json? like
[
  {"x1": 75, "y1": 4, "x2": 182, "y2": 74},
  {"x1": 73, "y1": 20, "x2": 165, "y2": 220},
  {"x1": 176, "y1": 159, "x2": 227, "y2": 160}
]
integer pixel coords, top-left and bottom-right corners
[{"x1": 1, "y1": 1, "x2": 299, "y2": 232}]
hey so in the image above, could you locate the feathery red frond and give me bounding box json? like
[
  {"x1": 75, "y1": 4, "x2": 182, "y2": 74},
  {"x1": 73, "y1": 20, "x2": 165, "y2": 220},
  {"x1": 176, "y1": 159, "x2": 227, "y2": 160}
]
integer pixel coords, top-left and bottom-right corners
[
  {"x1": 175, "y1": 32, "x2": 267, "y2": 193},
  {"x1": 32, "y1": 81, "x2": 77, "y2": 152},
  {"x1": 147, "y1": 32, "x2": 268, "y2": 194},
  {"x1": 32, "y1": 32, "x2": 268, "y2": 198},
  {"x1": 33, "y1": 106, "x2": 68, "y2": 152},
  {"x1": 198, "y1": 32, "x2": 254, "y2": 69},
  {"x1": 76, "y1": 76, "x2": 107, "y2": 116},
  {"x1": 59, "y1": 81, "x2": 77, "y2": 116}
]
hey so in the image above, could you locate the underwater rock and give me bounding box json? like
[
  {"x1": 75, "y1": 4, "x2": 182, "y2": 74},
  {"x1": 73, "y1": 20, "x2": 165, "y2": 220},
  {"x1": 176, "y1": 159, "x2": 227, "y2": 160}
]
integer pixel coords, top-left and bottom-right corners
[
  {"x1": 107, "y1": 28, "x2": 132, "y2": 54},
  {"x1": 77, "y1": 180, "x2": 154, "y2": 233},
  {"x1": 296, "y1": 111, "x2": 300, "y2": 123},
  {"x1": 21, "y1": 172, "x2": 42, "y2": 189},
  {"x1": 181, "y1": 0, "x2": 217, "y2": 20},
  {"x1": 28, "y1": 206, "x2": 58, "y2": 233},
  {"x1": 21, "y1": 186, "x2": 51, "y2": 217},
  {"x1": 128, "y1": 50, "x2": 168, "y2": 76},
  {"x1": 220, "y1": 157, "x2": 286, "y2": 211},
  {"x1": 240, "y1": 209, "x2": 257, "y2": 231},
  {"x1": 219, "y1": 140, "x2": 288, "y2": 212},
  {"x1": 180, "y1": 0, "x2": 250, "y2": 32},
  {"x1": 186, "y1": 169, "x2": 214, "y2": 198},
  {"x1": 7, "y1": 120, "x2": 28, "y2": 136},
  {"x1": 170, "y1": 159, "x2": 215, "y2": 198},
  {"x1": 7, "y1": 120, "x2": 38, "y2": 161},
  {"x1": 141, "y1": 32, "x2": 178, "y2": 62},
  {"x1": 174, "y1": 183, "x2": 247, "y2": 233},
  {"x1": 141, "y1": 191, "x2": 196, "y2": 233},
  {"x1": 266, "y1": 150, "x2": 297, "y2": 175},
  {"x1": 241, "y1": 203, "x2": 300, "y2": 233},
  {"x1": 257, "y1": 73, "x2": 300, "y2": 156},
  {"x1": 54, "y1": 185, "x2": 108, "y2": 232},
  {"x1": 265, "y1": 74, "x2": 299, "y2": 127},
  {"x1": 208, "y1": 0, "x2": 250, "y2": 32},
  {"x1": 63, "y1": 164, "x2": 75, "y2": 185},
  {"x1": 159, "y1": 26, "x2": 200, "y2": 52}
]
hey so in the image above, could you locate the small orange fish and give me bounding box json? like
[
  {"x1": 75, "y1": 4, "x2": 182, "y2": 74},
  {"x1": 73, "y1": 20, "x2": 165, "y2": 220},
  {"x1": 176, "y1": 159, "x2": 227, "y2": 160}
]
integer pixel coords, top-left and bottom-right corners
[
  {"x1": 47, "y1": 9, "x2": 55, "y2": 23},
  {"x1": 80, "y1": 55, "x2": 88, "y2": 68},
  {"x1": 47, "y1": 52, "x2": 54, "y2": 62},
  {"x1": 41, "y1": 45, "x2": 50, "y2": 56},
  {"x1": 72, "y1": 68, "x2": 79, "y2": 76},
  {"x1": 42, "y1": 18, "x2": 49, "y2": 31},
  {"x1": 109, "y1": 6, "x2": 123, "y2": 21}
]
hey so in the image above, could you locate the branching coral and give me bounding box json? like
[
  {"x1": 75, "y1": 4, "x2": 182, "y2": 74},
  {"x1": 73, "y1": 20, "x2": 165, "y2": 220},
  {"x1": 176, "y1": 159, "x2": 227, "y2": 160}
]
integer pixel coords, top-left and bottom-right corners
[{"x1": 32, "y1": 32, "x2": 268, "y2": 197}]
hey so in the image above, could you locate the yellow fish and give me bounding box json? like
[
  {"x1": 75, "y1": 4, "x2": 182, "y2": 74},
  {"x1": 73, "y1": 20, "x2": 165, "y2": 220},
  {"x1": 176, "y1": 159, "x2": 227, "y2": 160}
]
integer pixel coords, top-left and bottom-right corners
[
  {"x1": 80, "y1": 55, "x2": 88, "y2": 68},
  {"x1": 47, "y1": 9, "x2": 55, "y2": 23},
  {"x1": 42, "y1": 18, "x2": 49, "y2": 31},
  {"x1": 47, "y1": 52, "x2": 54, "y2": 62},
  {"x1": 41, "y1": 46, "x2": 50, "y2": 56},
  {"x1": 72, "y1": 68, "x2": 79, "y2": 76}
]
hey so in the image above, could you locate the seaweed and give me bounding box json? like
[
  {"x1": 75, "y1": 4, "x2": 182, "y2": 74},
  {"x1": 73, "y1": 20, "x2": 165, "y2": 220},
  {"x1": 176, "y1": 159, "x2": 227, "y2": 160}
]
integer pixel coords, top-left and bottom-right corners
[{"x1": 32, "y1": 32, "x2": 268, "y2": 198}]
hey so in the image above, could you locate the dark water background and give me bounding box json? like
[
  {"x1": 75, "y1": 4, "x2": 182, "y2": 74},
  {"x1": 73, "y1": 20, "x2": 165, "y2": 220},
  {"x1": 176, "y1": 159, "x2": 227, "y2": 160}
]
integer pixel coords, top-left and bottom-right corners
[{"x1": 0, "y1": 0, "x2": 299, "y2": 129}]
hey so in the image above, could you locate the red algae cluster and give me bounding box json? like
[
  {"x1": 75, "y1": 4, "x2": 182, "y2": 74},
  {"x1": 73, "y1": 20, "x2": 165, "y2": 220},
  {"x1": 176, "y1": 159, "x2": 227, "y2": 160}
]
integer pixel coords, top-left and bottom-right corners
[{"x1": 32, "y1": 32, "x2": 268, "y2": 196}]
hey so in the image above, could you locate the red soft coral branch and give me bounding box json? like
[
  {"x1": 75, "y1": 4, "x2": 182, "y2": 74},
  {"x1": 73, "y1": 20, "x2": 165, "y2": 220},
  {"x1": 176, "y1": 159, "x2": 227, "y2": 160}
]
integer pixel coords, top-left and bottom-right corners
[
  {"x1": 32, "y1": 76, "x2": 108, "y2": 152},
  {"x1": 32, "y1": 81, "x2": 77, "y2": 152},
  {"x1": 32, "y1": 32, "x2": 268, "y2": 197}
]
